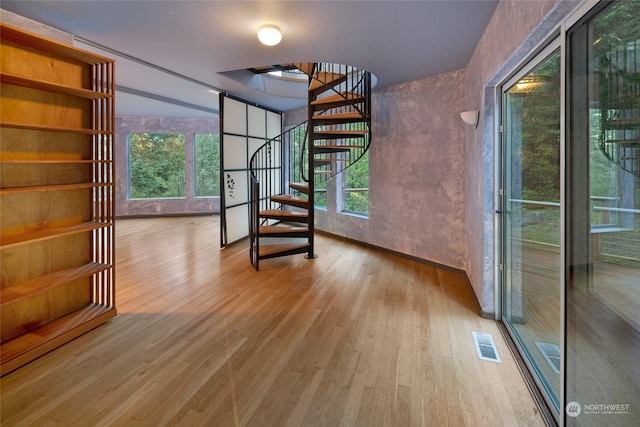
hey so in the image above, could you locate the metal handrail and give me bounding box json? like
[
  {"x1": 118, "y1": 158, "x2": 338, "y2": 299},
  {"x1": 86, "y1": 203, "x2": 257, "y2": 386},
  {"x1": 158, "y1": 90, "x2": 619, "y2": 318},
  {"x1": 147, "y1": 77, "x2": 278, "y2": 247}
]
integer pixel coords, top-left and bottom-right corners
[
  {"x1": 507, "y1": 198, "x2": 640, "y2": 215},
  {"x1": 309, "y1": 62, "x2": 372, "y2": 185},
  {"x1": 593, "y1": 206, "x2": 640, "y2": 215},
  {"x1": 249, "y1": 121, "x2": 310, "y2": 268},
  {"x1": 508, "y1": 198, "x2": 560, "y2": 208},
  {"x1": 299, "y1": 124, "x2": 309, "y2": 182}
]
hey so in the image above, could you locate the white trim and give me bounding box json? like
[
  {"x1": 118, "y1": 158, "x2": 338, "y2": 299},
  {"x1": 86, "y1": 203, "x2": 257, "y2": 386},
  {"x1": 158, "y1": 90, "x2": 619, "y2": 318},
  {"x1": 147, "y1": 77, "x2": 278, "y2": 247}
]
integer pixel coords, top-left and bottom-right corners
[{"x1": 559, "y1": 21, "x2": 568, "y2": 426}]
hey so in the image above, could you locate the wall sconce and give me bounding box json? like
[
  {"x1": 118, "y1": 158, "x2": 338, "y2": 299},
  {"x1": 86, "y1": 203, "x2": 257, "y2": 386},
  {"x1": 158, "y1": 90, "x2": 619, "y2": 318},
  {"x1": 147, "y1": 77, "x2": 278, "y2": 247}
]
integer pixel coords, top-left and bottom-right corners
[
  {"x1": 258, "y1": 25, "x2": 282, "y2": 46},
  {"x1": 460, "y1": 110, "x2": 479, "y2": 128}
]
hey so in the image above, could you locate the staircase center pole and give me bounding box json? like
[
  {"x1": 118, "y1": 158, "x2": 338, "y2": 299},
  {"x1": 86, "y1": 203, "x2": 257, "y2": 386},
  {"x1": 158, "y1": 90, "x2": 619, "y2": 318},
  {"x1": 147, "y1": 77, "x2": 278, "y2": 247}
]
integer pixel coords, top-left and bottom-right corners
[{"x1": 306, "y1": 66, "x2": 316, "y2": 259}]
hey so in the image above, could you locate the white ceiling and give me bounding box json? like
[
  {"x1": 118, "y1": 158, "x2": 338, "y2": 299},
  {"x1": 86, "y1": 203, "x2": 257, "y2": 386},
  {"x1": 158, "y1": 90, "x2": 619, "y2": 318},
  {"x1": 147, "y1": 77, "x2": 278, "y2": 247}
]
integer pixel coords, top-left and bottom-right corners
[{"x1": 2, "y1": 0, "x2": 499, "y2": 117}]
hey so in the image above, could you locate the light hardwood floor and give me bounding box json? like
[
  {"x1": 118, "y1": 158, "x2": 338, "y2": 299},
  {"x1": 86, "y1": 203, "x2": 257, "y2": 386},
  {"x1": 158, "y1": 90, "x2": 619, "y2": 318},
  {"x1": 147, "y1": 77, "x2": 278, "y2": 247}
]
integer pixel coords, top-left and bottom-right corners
[{"x1": 0, "y1": 216, "x2": 544, "y2": 426}]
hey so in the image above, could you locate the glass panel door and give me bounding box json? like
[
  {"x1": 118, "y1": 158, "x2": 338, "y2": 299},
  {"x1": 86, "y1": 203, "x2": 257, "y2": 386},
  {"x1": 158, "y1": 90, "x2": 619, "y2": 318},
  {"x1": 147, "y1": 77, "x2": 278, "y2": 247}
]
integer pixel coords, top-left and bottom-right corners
[
  {"x1": 566, "y1": 1, "x2": 640, "y2": 425},
  {"x1": 220, "y1": 95, "x2": 282, "y2": 246},
  {"x1": 502, "y1": 46, "x2": 562, "y2": 413}
]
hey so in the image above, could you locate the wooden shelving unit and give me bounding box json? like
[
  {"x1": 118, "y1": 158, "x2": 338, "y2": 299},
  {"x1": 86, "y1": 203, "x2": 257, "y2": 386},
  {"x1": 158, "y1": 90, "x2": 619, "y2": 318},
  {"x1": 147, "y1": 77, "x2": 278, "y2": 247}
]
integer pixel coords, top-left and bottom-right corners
[{"x1": 0, "y1": 23, "x2": 116, "y2": 375}]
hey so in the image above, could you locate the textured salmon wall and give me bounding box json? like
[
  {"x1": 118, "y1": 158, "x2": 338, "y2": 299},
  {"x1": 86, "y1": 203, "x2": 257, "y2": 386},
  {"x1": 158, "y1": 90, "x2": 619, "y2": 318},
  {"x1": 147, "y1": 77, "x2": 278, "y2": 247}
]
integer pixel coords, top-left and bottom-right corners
[
  {"x1": 367, "y1": 70, "x2": 466, "y2": 269},
  {"x1": 464, "y1": 0, "x2": 579, "y2": 314},
  {"x1": 286, "y1": 69, "x2": 467, "y2": 270}
]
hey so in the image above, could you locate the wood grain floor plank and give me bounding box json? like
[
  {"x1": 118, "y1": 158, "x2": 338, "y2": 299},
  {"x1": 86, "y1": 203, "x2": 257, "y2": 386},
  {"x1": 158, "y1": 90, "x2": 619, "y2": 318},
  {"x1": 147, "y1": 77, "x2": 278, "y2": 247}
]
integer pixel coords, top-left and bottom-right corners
[{"x1": 0, "y1": 216, "x2": 544, "y2": 426}]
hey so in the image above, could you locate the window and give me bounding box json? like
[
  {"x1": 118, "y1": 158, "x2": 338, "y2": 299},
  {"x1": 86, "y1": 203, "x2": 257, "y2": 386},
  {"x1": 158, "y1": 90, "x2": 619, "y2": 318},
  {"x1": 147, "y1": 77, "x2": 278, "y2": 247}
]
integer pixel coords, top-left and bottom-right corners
[
  {"x1": 288, "y1": 124, "x2": 307, "y2": 190},
  {"x1": 315, "y1": 179, "x2": 328, "y2": 210},
  {"x1": 286, "y1": 123, "x2": 330, "y2": 209},
  {"x1": 342, "y1": 150, "x2": 369, "y2": 216},
  {"x1": 128, "y1": 133, "x2": 186, "y2": 198},
  {"x1": 117, "y1": 116, "x2": 219, "y2": 217},
  {"x1": 194, "y1": 133, "x2": 220, "y2": 197}
]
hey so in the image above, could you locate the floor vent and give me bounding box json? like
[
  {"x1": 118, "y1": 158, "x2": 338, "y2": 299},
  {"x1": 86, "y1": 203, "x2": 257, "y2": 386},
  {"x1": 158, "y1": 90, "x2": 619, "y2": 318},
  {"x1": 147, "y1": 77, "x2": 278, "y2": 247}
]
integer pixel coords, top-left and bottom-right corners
[
  {"x1": 472, "y1": 331, "x2": 502, "y2": 363},
  {"x1": 535, "y1": 342, "x2": 561, "y2": 374}
]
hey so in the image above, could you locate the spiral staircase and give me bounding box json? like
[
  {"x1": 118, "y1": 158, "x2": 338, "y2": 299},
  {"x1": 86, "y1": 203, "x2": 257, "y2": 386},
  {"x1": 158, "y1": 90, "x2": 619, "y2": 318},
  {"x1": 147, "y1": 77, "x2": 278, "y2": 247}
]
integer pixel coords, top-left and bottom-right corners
[
  {"x1": 249, "y1": 63, "x2": 372, "y2": 269},
  {"x1": 598, "y1": 40, "x2": 639, "y2": 178}
]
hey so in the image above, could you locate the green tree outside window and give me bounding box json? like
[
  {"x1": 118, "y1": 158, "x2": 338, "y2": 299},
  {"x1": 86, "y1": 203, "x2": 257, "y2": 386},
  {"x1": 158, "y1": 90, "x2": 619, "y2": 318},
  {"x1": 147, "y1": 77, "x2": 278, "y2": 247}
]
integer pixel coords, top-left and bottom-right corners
[
  {"x1": 343, "y1": 150, "x2": 369, "y2": 215},
  {"x1": 195, "y1": 133, "x2": 220, "y2": 197},
  {"x1": 129, "y1": 133, "x2": 186, "y2": 198}
]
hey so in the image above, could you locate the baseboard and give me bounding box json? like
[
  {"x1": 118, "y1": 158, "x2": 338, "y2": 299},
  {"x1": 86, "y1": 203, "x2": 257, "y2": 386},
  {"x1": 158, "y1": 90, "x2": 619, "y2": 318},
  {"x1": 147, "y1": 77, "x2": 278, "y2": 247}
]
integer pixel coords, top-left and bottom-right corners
[{"x1": 316, "y1": 229, "x2": 492, "y2": 319}]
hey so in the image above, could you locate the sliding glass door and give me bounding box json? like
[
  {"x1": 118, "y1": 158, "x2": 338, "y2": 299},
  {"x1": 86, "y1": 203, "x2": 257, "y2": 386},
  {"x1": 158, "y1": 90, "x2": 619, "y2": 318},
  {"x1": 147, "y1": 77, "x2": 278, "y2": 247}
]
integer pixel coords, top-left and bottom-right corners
[
  {"x1": 502, "y1": 45, "x2": 562, "y2": 414},
  {"x1": 500, "y1": 2, "x2": 639, "y2": 424},
  {"x1": 566, "y1": 1, "x2": 639, "y2": 425}
]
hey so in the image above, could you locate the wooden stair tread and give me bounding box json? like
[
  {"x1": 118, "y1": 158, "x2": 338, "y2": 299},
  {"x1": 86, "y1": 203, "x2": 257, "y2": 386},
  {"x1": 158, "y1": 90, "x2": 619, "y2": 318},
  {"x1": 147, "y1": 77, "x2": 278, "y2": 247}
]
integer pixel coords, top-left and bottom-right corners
[
  {"x1": 259, "y1": 209, "x2": 308, "y2": 217},
  {"x1": 311, "y1": 92, "x2": 364, "y2": 105},
  {"x1": 259, "y1": 225, "x2": 308, "y2": 235},
  {"x1": 312, "y1": 112, "x2": 366, "y2": 121},
  {"x1": 310, "y1": 72, "x2": 346, "y2": 92},
  {"x1": 294, "y1": 63, "x2": 315, "y2": 75},
  {"x1": 288, "y1": 182, "x2": 309, "y2": 194},
  {"x1": 259, "y1": 209, "x2": 309, "y2": 223},
  {"x1": 270, "y1": 194, "x2": 309, "y2": 209},
  {"x1": 258, "y1": 243, "x2": 310, "y2": 258},
  {"x1": 314, "y1": 144, "x2": 365, "y2": 152},
  {"x1": 314, "y1": 129, "x2": 368, "y2": 136}
]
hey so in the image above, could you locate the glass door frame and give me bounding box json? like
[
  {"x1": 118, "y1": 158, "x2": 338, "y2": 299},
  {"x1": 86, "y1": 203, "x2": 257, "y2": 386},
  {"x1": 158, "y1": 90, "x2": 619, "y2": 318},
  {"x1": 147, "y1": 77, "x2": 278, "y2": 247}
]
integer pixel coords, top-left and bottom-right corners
[
  {"x1": 495, "y1": 3, "x2": 608, "y2": 425},
  {"x1": 497, "y1": 36, "x2": 565, "y2": 423}
]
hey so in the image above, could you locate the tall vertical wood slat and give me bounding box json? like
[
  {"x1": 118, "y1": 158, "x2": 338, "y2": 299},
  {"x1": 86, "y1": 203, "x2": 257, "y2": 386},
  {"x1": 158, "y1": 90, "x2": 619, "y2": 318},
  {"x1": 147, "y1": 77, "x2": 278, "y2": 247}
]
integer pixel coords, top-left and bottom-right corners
[{"x1": 0, "y1": 23, "x2": 116, "y2": 375}]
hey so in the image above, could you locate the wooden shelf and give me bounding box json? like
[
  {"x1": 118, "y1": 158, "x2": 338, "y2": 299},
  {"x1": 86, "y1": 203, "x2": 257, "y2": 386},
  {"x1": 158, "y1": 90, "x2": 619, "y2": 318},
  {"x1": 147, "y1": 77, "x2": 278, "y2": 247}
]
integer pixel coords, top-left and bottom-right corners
[
  {"x1": 0, "y1": 23, "x2": 113, "y2": 65},
  {"x1": 1, "y1": 21, "x2": 115, "y2": 375},
  {"x1": 0, "y1": 221, "x2": 111, "y2": 249},
  {"x1": 0, "y1": 72, "x2": 112, "y2": 99},
  {"x1": 0, "y1": 262, "x2": 111, "y2": 307},
  {"x1": 0, "y1": 122, "x2": 113, "y2": 135},
  {"x1": 0, "y1": 182, "x2": 112, "y2": 195},
  {"x1": 0, "y1": 160, "x2": 112, "y2": 164},
  {"x1": 0, "y1": 304, "x2": 117, "y2": 376}
]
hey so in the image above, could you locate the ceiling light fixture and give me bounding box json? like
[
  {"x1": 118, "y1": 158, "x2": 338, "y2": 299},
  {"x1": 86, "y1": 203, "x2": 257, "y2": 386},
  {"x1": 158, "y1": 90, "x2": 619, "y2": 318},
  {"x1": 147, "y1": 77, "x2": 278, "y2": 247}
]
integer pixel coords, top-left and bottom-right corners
[{"x1": 258, "y1": 25, "x2": 282, "y2": 46}]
